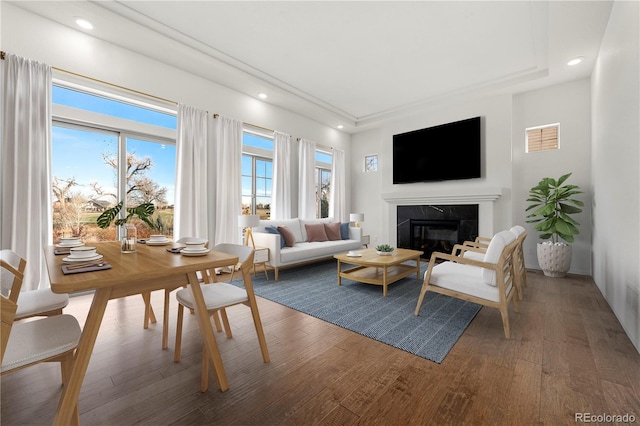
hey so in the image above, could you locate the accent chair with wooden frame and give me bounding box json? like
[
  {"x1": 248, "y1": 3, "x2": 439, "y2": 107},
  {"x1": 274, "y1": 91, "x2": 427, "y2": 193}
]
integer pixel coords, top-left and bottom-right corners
[
  {"x1": 415, "y1": 230, "x2": 519, "y2": 339},
  {"x1": 459, "y1": 225, "x2": 528, "y2": 295}
]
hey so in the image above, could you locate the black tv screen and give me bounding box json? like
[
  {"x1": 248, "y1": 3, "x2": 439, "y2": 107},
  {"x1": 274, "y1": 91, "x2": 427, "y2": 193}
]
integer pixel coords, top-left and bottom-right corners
[{"x1": 393, "y1": 116, "x2": 481, "y2": 184}]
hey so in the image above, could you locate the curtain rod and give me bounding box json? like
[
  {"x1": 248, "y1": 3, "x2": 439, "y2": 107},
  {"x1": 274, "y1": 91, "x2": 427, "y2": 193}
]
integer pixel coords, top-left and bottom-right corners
[{"x1": 1, "y1": 50, "x2": 177, "y2": 106}]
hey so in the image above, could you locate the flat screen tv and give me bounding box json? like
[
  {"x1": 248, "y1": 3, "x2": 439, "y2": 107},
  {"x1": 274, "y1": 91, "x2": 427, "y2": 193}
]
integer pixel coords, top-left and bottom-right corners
[{"x1": 393, "y1": 116, "x2": 481, "y2": 184}]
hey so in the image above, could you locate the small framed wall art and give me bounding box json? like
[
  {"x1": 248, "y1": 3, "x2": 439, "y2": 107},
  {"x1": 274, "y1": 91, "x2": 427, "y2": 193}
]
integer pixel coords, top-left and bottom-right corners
[{"x1": 364, "y1": 154, "x2": 378, "y2": 172}]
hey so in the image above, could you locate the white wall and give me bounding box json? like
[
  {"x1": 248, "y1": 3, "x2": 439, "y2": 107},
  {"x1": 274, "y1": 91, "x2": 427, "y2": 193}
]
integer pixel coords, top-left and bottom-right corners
[
  {"x1": 591, "y1": 0, "x2": 640, "y2": 352},
  {"x1": 0, "y1": 3, "x2": 353, "y2": 220},
  {"x1": 512, "y1": 78, "x2": 592, "y2": 275},
  {"x1": 351, "y1": 94, "x2": 513, "y2": 248}
]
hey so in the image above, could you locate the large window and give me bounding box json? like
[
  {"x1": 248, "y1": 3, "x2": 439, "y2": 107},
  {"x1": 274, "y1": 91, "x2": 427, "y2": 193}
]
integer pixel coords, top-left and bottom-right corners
[
  {"x1": 51, "y1": 83, "x2": 177, "y2": 243},
  {"x1": 242, "y1": 131, "x2": 273, "y2": 219},
  {"x1": 315, "y1": 150, "x2": 332, "y2": 218}
]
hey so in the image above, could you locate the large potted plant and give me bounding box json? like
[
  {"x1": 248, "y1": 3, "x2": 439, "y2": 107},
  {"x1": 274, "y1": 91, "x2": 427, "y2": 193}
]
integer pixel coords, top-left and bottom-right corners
[
  {"x1": 526, "y1": 173, "x2": 583, "y2": 277},
  {"x1": 97, "y1": 201, "x2": 155, "y2": 253}
]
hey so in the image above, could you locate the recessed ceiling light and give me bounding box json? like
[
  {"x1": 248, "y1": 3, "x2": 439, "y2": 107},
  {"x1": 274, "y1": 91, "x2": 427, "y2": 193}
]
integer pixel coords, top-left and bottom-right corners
[
  {"x1": 75, "y1": 18, "x2": 94, "y2": 30},
  {"x1": 568, "y1": 56, "x2": 584, "y2": 66},
  {"x1": 337, "y1": 125, "x2": 344, "y2": 129},
  {"x1": 258, "y1": 93, "x2": 268, "y2": 99}
]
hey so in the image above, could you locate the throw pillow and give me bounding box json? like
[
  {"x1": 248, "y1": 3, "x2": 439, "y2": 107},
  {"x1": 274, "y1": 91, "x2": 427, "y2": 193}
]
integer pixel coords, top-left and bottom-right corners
[
  {"x1": 305, "y1": 223, "x2": 329, "y2": 242},
  {"x1": 324, "y1": 222, "x2": 342, "y2": 241},
  {"x1": 277, "y1": 226, "x2": 296, "y2": 247},
  {"x1": 340, "y1": 222, "x2": 349, "y2": 240},
  {"x1": 264, "y1": 226, "x2": 285, "y2": 249}
]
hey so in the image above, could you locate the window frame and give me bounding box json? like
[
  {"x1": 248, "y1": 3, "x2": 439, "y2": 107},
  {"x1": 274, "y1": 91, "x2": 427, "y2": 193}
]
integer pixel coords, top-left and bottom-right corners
[
  {"x1": 51, "y1": 77, "x2": 177, "y2": 240},
  {"x1": 241, "y1": 128, "x2": 274, "y2": 217},
  {"x1": 526, "y1": 123, "x2": 560, "y2": 153}
]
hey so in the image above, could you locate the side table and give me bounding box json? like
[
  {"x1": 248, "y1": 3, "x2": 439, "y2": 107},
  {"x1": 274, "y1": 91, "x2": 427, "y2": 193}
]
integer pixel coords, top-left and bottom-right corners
[{"x1": 253, "y1": 246, "x2": 270, "y2": 280}]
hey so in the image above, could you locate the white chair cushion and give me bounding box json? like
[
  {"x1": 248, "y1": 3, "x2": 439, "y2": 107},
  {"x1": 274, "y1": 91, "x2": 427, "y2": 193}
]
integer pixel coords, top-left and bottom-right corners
[
  {"x1": 176, "y1": 283, "x2": 248, "y2": 311},
  {"x1": 1, "y1": 314, "x2": 81, "y2": 373},
  {"x1": 462, "y1": 250, "x2": 485, "y2": 261},
  {"x1": 15, "y1": 289, "x2": 69, "y2": 320},
  {"x1": 482, "y1": 230, "x2": 516, "y2": 285},
  {"x1": 509, "y1": 225, "x2": 525, "y2": 237},
  {"x1": 427, "y1": 262, "x2": 512, "y2": 302}
]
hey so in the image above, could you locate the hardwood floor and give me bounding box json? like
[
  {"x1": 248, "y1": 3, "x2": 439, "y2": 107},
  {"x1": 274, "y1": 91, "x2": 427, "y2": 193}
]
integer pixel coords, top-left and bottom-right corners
[{"x1": 2, "y1": 269, "x2": 639, "y2": 425}]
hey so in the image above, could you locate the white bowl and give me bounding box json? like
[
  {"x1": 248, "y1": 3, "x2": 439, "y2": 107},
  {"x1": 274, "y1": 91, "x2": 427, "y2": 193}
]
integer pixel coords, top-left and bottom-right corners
[
  {"x1": 69, "y1": 246, "x2": 97, "y2": 258},
  {"x1": 347, "y1": 251, "x2": 358, "y2": 256},
  {"x1": 59, "y1": 237, "x2": 81, "y2": 245},
  {"x1": 149, "y1": 234, "x2": 167, "y2": 241},
  {"x1": 184, "y1": 239, "x2": 207, "y2": 251}
]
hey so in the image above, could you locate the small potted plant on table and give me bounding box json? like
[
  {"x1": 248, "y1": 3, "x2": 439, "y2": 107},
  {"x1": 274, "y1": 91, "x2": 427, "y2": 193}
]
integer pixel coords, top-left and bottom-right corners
[
  {"x1": 97, "y1": 201, "x2": 156, "y2": 253},
  {"x1": 375, "y1": 244, "x2": 395, "y2": 256},
  {"x1": 526, "y1": 172, "x2": 584, "y2": 277}
]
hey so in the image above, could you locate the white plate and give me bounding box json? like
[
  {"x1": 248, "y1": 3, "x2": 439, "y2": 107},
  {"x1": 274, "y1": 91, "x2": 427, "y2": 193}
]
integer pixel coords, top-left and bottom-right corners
[
  {"x1": 347, "y1": 254, "x2": 362, "y2": 257},
  {"x1": 62, "y1": 254, "x2": 103, "y2": 263},
  {"x1": 181, "y1": 247, "x2": 208, "y2": 253},
  {"x1": 56, "y1": 242, "x2": 84, "y2": 248},
  {"x1": 181, "y1": 249, "x2": 211, "y2": 257},
  {"x1": 146, "y1": 239, "x2": 171, "y2": 246}
]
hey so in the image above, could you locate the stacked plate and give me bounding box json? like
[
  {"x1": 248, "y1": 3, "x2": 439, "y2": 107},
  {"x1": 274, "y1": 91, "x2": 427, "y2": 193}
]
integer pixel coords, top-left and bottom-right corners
[
  {"x1": 62, "y1": 246, "x2": 103, "y2": 263},
  {"x1": 146, "y1": 235, "x2": 171, "y2": 246},
  {"x1": 55, "y1": 237, "x2": 84, "y2": 249},
  {"x1": 181, "y1": 244, "x2": 211, "y2": 257}
]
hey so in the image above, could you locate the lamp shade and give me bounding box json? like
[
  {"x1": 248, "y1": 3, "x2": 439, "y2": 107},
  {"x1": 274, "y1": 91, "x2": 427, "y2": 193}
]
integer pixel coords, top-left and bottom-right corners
[
  {"x1": 238, "y1": 214, "x2": 260, "y2": 228},
  {"x1": 349, "y1": 213, "x2": 364, "y2": 223}
]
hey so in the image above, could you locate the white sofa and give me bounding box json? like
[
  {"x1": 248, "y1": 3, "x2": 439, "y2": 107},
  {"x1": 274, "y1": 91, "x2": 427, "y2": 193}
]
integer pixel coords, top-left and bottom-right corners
[{"x1": 252, "y1": 218, "x2": 362, "y2": 280}]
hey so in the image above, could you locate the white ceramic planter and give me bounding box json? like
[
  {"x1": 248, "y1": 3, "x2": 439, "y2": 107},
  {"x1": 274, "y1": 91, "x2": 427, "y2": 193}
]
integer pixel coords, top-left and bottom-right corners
[{"x1": 537, "y1": 243, "x2": 572, "y2": 277}]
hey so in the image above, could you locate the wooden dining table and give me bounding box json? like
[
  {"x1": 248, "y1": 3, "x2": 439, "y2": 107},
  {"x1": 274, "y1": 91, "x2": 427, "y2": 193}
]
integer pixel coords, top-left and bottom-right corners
[{"x1": 43, "y1": 241, "x2": 239, "y2": 426}]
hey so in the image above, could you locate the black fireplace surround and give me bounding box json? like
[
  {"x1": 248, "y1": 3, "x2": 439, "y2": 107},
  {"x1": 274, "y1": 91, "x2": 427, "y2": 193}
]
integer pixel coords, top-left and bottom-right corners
[{"x1": 397, "y1": 205, "x2": 479, "y2": 259}]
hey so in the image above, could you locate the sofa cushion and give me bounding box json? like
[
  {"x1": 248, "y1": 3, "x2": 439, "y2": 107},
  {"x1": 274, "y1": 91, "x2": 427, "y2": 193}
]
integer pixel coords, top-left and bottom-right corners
[
  {"x1": 279, "y1": 240, "x2": 361, "y2": 264},
  {"x1": 324, "y1": 222, "x2": 342, "y2": 241},
  {"x1": 277, "y1": 226, "x2": 297, "y2": 247},
  {"x1": 260, "y1": 218, "x2": 304, "y2": 242},
  {"x1": 305, "y1": 223, "x2": 329, "y2": 242},
  {"x1": 340, "y1": 222, "x2": 349, "y2": 239},
  {"x1": 300, "y1": 218, "x2": 333, "y2": 241},
  {"x1": 264, "y1": 226, "x2": 285, "y2": 249}
]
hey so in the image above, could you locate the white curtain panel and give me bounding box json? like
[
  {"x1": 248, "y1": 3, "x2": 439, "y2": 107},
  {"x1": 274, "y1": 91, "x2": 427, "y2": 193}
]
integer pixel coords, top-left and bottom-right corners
[
  {"x1": 214, "y1": 115, "x2": 243, "y2": 245},
  {"x1": 329, "y1": 148, "x2": 346, "y2": 221},
  {"x1": 271, "y1": 131, "x2": 291, "y2": 219},
  {"x1": 174, "y1": 104, "x2": 211, "y2": 242},
  {"x1": 1, "y1": 53, "x2": 53, "y2": 290},
  {"x1": 298, "y1": 138, "x2": 317, "y2": 219}
]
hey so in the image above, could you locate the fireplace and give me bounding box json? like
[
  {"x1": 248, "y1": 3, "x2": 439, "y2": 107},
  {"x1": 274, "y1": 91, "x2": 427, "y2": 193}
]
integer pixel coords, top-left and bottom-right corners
[{"x1": 397, "y1": 205, "x2": 478, "y2": 259}]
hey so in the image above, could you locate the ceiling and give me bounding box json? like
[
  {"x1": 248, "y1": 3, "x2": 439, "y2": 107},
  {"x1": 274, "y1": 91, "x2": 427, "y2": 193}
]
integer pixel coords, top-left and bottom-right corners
[{"x1": 10, "y1": 1, "x2": 614, "y2": 133}]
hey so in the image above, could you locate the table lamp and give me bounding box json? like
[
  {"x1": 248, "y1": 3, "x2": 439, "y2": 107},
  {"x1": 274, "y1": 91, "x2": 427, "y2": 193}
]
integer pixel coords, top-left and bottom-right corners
[
  {"x1": 238, "y1": 214, "x2": 260, "y2": 248},
  {"x1": 350, "y1": 213, "x2": 364, "y2": 228}
]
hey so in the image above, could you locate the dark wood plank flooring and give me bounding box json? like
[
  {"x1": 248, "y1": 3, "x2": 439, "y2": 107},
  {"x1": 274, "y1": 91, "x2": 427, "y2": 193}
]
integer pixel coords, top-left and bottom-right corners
[{"x1": 2, "y1": 269, "x2": 639, "y2": 425}]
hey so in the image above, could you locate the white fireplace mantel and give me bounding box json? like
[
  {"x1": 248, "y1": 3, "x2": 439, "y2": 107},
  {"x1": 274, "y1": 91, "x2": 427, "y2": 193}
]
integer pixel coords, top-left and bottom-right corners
[
  {"x1": 381, "y1": 186, "x2": 503, "y2": 246},
  {"x1": 381, "y1": 186, "x2": 502, "y2": 205}
]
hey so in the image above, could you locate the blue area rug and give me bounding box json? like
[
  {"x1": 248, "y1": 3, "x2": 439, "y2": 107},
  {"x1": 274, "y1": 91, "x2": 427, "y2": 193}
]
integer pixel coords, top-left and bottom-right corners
[{"x1": 244, "y1": 260, "x2": 481, "y2": 363}]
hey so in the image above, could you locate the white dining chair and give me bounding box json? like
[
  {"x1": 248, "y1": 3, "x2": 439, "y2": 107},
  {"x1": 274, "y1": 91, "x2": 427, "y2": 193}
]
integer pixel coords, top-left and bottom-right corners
[
  {"x1": 173, "y1": 243, "x2": 270, "y2": 392},
  {"x1": 146, "y1": 237, "x2": 212, "y2": 350},
  {"x1": 1, "y1": 249, "x2": 69, "y2": 320}
]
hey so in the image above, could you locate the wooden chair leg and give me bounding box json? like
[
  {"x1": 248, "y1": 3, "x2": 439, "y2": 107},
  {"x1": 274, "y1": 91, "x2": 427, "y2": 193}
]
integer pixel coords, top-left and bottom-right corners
[
  {"x1": 212, "y1": 310, "x2": 223, "y2": 333},
  {"x1": 174, "y1": 304, "x2": 185, "y2": 362},
  {"x1": 414, "y1": 286, "x2": 429, "y2": 316},
  {"x1": 162, "y1": 289, "x2": 170, "y2": 350},
  {"x1": 247, "y1": 303, "x2": 270, "y2": 363},
  {"x1": 219, "y1": 309, "x2": 232, "y2": 338},
  {"x1": 201, "y1": 343, "x2": 209, "y2": 393},
  {"x1": 500, "y1": 307, "x2": 511, "y2": 339}
]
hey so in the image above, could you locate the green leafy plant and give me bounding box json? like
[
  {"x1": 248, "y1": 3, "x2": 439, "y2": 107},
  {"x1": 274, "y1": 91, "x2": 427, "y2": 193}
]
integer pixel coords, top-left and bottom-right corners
[
  {"x1": 526, "y1": 173, "x2": 584, "y2": 243},
  {"x1": 375, "y1": 244, "x2": 394, "y2": 252},
  {"x1": 96, "y1": 201, "x2": 156, "y2": 230}
]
